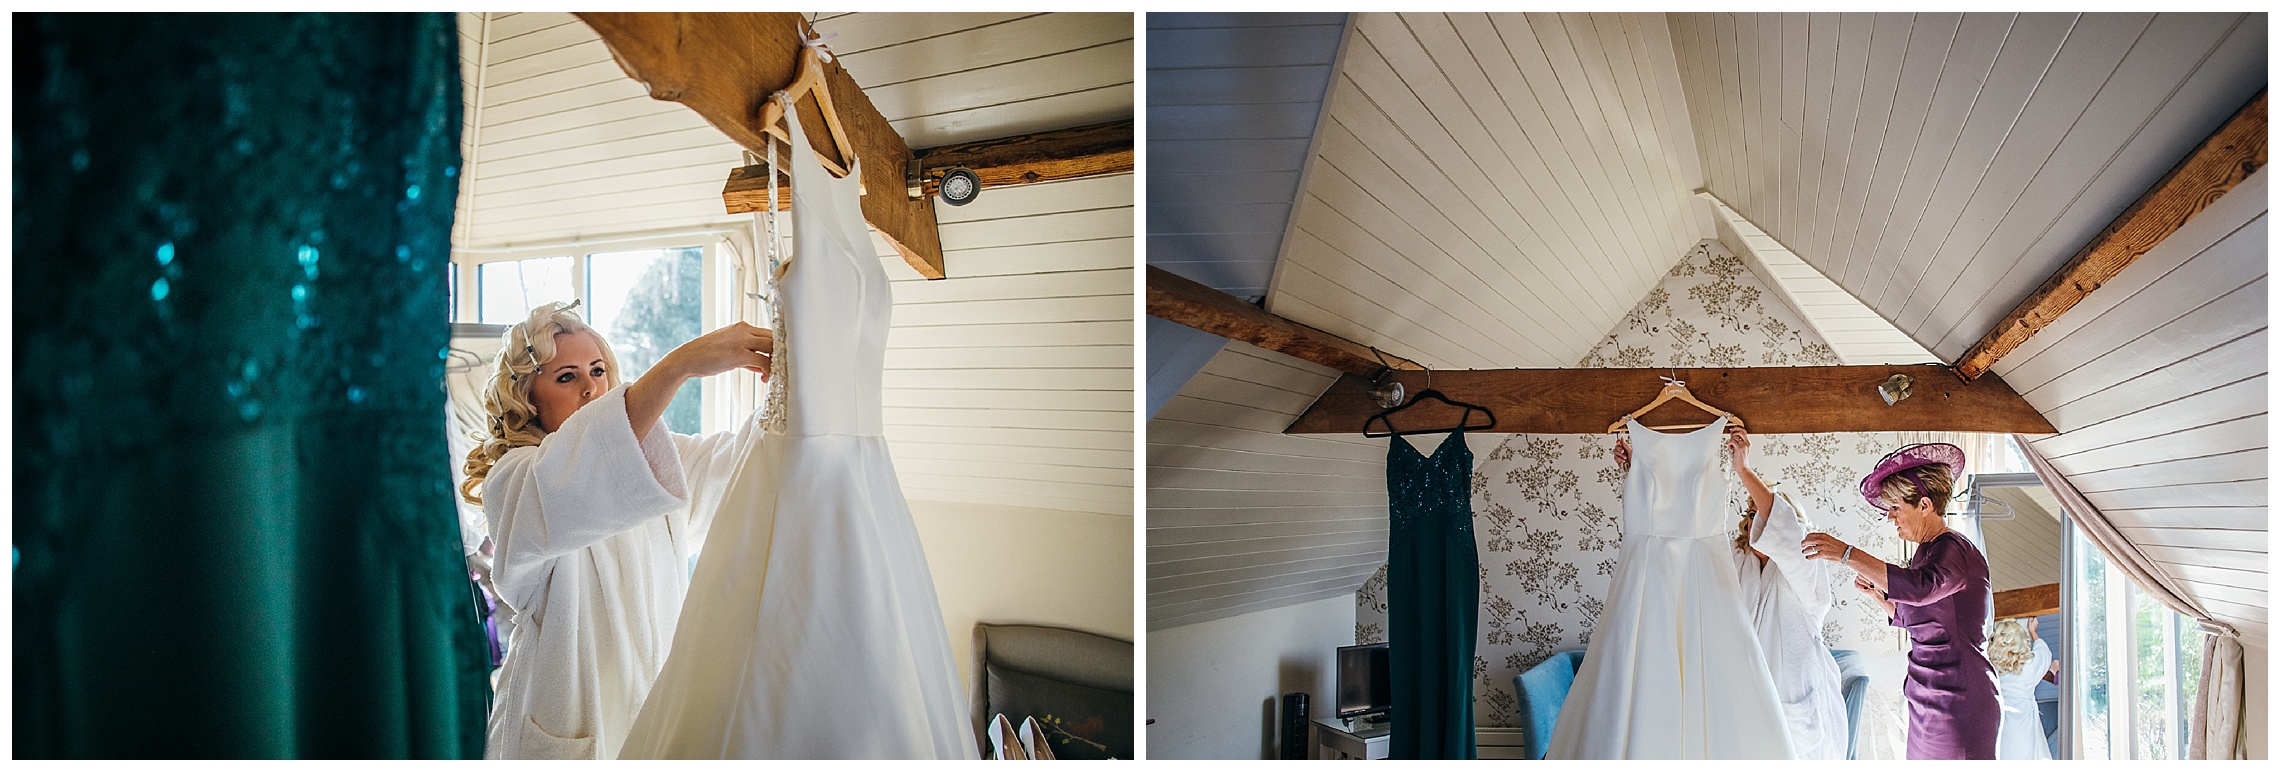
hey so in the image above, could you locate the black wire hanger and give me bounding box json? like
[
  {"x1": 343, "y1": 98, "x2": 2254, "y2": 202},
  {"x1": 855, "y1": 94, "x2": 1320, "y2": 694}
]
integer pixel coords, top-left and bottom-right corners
[{"x1": 1362, "y1": 365, "x2": 1497, "y2": 438}]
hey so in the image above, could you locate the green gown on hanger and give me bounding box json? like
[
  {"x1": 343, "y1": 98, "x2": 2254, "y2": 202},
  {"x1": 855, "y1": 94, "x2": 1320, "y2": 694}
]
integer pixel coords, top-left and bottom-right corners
[{"x1": 1386, "y1": 428, "x2": 1479, "y2": 760}]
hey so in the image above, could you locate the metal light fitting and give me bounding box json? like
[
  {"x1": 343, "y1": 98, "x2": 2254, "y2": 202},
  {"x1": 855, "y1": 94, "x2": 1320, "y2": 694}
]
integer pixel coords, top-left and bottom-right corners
[
  {"x1": 937, "y1": 166, "x2": 981, "y2": 207},
  {"x1": 1878, "y1": 373, "x2": 1915, "y2": 405},
  {"x1": 1368, "y1": 372, "x2": 1405, "y2": 409}
]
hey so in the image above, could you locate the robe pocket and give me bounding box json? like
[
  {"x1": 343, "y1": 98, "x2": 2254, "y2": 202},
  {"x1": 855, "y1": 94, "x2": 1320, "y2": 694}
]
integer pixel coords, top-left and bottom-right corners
[{"x1": 519, "y1": 714, "x2": 598, "y2": 760}]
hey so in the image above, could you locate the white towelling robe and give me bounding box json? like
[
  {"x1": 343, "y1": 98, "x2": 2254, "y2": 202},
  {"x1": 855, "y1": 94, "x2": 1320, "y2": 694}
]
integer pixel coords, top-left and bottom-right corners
[
  {"x1": 1736, "y1": 491, "x2": 1851, "y2": 760},
  {"x1": 482, "y1": 385, "x2": 746, "y2": 759}
]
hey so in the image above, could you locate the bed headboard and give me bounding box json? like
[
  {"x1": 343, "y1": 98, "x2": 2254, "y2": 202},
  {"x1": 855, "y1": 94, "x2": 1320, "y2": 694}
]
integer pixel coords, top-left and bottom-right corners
[{"x1": 969, "y1": 623, "x2": 1134, "y2": 759}]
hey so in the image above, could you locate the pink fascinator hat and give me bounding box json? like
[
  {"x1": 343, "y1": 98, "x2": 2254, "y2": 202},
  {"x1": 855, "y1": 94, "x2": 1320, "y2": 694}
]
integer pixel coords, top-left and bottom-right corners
[{"x1": 1859, "y1": 443, "x2": 1966, "y2": 511}]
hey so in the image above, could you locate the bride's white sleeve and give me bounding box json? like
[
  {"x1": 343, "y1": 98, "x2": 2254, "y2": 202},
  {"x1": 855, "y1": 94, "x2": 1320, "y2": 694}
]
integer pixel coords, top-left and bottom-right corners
[
  {"x1": 668, "y1": 417, "x2": 758, "y2": 547},
  {"x1": 1751, "y1": 491, "x2": 1834, "y2": 618},
  {"x1": 485, "y1": 384, "x2": 690, "y2": 610}
]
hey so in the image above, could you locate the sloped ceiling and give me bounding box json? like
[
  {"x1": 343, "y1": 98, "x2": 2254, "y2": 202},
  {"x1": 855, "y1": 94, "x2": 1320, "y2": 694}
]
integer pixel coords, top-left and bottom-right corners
[
  {"x1": 1146, "y1": 12, "x2": 1347, "y2": 300},
  {"x1": 1667, "y1": 12, "x2": 2265, "y2": 362},
  {"x1": 1266, "y1": 12, "x2": 1713, "y2": 370},
  {"x1": 2001, "y1": 169, "x2": 2267, "y2": 642},
  {"x1": 1147, "y1": 344, "x2": 1388, "y2": 630},
  {"x1": 1710, "y1": 198, "x2": 1938, "y2": 365}
]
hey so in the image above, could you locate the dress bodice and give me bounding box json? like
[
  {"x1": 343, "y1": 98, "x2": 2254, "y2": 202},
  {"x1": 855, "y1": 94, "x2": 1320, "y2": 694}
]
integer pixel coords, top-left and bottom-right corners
[
  {"x1": 770, "y1": 97, "x2": 887, "y2": 438},
  {"x1": 1386, "y1": 430, "x2": 1475, "y2": 536},
  {"x1": 1620, "y1": 416, "x2": 1729, "y2": 539}
]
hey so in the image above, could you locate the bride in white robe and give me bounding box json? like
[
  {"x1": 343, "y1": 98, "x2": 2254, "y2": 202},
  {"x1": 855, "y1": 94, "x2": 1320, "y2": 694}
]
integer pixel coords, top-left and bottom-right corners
[
  {"x1": 464, "y1": 303, "x2": 774, "y2": 759},
  {"x1": 1727, "y1": 429, "x2": 1851, "y2": 760}
]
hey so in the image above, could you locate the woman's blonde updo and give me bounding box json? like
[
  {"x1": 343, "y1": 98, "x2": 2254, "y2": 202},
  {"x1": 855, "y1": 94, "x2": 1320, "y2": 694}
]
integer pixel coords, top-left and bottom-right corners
[
  {"x1": 1988, "y1": 618, "x2": 2036, "y2": 675},
  {"x1": 458, "y1": 301, "x2": 624, "y2": 506}
]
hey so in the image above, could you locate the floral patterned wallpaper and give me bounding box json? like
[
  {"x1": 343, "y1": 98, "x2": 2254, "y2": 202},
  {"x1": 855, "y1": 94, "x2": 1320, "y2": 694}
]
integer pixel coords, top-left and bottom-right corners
[{"x1": 1356, "y1": 240, "x2": 1964, "y2": 753}]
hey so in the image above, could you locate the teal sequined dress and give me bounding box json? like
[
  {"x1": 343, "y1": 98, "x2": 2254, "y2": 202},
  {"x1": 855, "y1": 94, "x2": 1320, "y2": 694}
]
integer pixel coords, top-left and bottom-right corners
[{"x1": 1386, "y1": 429, "x2": 1479, "y2": 760}]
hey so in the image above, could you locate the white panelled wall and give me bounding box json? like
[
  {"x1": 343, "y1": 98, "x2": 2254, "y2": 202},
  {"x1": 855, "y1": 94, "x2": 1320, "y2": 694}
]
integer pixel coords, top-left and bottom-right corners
[{"x1": 877, "y1": 174, "x2": 1134, "y2": 517}]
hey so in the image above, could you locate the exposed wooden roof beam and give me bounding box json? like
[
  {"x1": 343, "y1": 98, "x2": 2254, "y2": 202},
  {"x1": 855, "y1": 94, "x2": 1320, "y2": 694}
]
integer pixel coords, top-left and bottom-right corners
[
  {"x1": 725, "y1": 120, "x2": 1133, "y2": 210},
  {"x1": 1147, "y1": 265, "x2": 1421, "y2": 376},
  {"x1": 577, "y1": 12, "x2": 947, "y2": 279},
  {"x1": 1957, "y1": 90, "x2": 2267, "y2": 380},
  {"x1": 1286, "y1": 365, "x2": 2055, "y2": 434},
  {"x1": 1994, "y1": 583, "x2": 2060, "y2": 620}
]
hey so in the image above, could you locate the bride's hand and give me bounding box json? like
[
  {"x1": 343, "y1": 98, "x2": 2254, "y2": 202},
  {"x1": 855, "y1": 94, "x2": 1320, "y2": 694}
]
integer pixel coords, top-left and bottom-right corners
[
  {"x1": 662, "y1": 322, "x2": 775, "y2": 381},
  {"x1": 1613, "y1": 437, "x2": 1631, "y2": 470},
  {"x1": 1725, "y1": 425, "x2": 1752, "y2": 467}
]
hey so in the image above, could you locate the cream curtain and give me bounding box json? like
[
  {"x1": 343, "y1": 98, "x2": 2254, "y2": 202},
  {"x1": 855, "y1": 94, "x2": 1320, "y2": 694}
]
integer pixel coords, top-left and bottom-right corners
[{"x1": 2012, "y1": 435, "x2": 2246, "y2": 760}]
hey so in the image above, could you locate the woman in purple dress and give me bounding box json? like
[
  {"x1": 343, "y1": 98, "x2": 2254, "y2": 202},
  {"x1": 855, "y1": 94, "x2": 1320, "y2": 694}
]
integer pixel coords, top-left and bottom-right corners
[{"x1": 1798, "y1": 443, "x2": 1998, "y2": 759}]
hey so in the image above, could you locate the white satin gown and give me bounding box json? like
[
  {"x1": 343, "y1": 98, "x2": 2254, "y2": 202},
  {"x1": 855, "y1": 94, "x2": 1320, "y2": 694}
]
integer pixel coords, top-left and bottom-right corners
[
  {"x1": 617, "y1": 94, "x2": 977, "y2": 759},
  {"x1": 1544, "y1": 417, "x2": 1795, "y2": 759}
]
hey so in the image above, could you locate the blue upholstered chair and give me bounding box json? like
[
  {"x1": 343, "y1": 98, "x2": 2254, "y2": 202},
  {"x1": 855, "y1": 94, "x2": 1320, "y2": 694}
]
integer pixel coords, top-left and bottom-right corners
[
  {"x1": 1828, "y1": 649, "x2": 1872, "y2": 760},
  {"x1": 1511, "y1": 650, "x2": 1585, "y2": 759},
  {"x1": 1511, "y1": 648, "x2": 1873, "y2": 760}
]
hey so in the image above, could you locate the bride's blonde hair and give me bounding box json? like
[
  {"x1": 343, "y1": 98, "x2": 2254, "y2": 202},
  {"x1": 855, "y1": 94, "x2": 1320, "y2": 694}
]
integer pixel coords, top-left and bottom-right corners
[
  {"x1": 458, "y1": 301, "x2": 624, "y2": 506},
  {"x1": 1988, "y1": 618, "x2": 2036, "y2": 675}
]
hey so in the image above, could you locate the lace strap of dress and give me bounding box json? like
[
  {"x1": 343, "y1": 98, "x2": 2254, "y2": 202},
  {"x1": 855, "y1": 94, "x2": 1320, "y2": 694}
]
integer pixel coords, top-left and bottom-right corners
[{"x1": 757, "y1": 93, "x2": 792, "y2": 435}]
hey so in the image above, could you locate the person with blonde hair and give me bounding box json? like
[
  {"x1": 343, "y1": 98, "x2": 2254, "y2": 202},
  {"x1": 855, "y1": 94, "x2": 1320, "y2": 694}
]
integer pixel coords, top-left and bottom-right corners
[
  {"x1": 461, "y1": 300, "x2": 775, "y2": 759},
  {"x1": 1987, "y1": 618, "x2": 2055, "y2": 759},
  {"x1": 1800, "y1": 444, "x2": 1998, "y2": 759}
]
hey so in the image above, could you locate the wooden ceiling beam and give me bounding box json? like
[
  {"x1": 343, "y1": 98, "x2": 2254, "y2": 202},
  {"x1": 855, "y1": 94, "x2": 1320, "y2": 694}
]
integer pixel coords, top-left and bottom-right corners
[
  {"x1": 1994, "y1": 583, "x2": 2060, "y2": 620},
  {"x1": 726, "y1": 120, "x2": 1133, "y2": 211},
  {"x1": 1285, "y1": 365, "x2": 2056, "y2": 434},
  {"x1": 577, "y1": 12, "x2": 947, "y2": 279},
  {"x1": 1957, "y1": 90, "x2": 2267, "y2": 380},
  {"x1": 1147, "y1": 265, "x2": 1421, "y2": 376},
  {"x1": 915, "y1": 120, "x2": 1133, "y2": 196}
]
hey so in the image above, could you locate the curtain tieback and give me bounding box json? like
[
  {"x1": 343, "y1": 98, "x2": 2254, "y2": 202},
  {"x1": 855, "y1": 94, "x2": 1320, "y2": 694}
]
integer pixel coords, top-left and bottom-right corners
[{"x1": 2197, "y1": 619, "x2": 2239, "y2": 638}]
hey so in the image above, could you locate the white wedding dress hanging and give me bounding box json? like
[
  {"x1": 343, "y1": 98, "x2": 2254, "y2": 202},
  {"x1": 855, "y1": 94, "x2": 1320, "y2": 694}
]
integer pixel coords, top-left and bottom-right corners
[
  {"x1": 618, "y1": 90, "x2": 976, "y2": 760},
  {"x1": 1545, "y1": 417, "x2": 1795, "y2": 759}
]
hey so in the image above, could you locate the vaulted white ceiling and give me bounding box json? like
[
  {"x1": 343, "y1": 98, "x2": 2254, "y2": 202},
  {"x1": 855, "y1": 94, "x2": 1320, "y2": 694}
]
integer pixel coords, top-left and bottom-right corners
[
  {"x1": 1266, "y1": 12, "x2": 1713, "y2": 370},
  {"x1": 1668, "y1": 12, "x2": 2264, "y2": 362}
]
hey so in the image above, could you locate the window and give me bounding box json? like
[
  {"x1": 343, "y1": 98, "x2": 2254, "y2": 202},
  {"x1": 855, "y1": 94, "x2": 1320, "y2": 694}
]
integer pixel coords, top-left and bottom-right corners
[
  {"x1": 477, "y1": 256, "x2": 575, "y2": 324},
  {"x1": 453, "y1": 240, "x2": 731, "y2": 435},
  {"x1": 587, "y1": 247, "x2": 705, "y2": 434},
  {"x1": 2068, "y1": 523, "x2": 2204, "y2": 759}
]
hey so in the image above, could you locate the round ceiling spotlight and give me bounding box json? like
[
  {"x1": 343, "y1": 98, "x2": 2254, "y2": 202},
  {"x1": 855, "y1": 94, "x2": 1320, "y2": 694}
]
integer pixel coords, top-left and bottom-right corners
[{"x1": 937, "y1": 166, "x2": 981, "y2": 207}]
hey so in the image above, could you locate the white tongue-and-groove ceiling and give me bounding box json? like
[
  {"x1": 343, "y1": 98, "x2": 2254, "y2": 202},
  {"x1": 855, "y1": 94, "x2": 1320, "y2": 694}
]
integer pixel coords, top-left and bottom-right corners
[
  {"x1": 1267, "y1": 12, "x2": 1714, "y2": 370},
  {"x1": 1667, "y1": 12, "x2": 2264, "y2": 363},
  {"x1": 453, "y1": 12, "x2": 1135, "y2": 518}
]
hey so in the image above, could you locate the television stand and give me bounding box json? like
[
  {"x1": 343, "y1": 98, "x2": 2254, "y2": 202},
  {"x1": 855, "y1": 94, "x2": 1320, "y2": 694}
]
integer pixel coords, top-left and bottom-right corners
[{"x1": 1314, "y1": 716, "x2": 1391, "y2": 760}]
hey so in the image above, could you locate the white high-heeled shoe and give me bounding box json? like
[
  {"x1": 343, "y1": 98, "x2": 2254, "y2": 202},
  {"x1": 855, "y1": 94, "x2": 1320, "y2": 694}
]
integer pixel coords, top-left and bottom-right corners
[
  {"x1": 989, "y1": 714, "x2": 1027, "y2": 760},
  {"x1": 1018, "y1": 716, "x2": 1057, "y2": 760}
]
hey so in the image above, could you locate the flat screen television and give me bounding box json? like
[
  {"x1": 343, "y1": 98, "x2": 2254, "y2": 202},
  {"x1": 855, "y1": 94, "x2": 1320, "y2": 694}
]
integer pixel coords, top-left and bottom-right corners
[{"x1": 1335, "y1": 642, "x2": 1391, "y2": 719}]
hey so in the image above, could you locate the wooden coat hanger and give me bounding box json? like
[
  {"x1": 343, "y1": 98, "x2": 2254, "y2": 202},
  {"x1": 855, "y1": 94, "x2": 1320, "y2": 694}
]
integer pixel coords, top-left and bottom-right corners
[
  {"x1": 1363, "y1": 367, "x2": 1498, "y2": 438},
  {"x1": 1607, "y1": 375, "x2": 1743, "y2": 433},
  {"x1": 756, "y1": 37, "x2": 858, "y2": 179}
]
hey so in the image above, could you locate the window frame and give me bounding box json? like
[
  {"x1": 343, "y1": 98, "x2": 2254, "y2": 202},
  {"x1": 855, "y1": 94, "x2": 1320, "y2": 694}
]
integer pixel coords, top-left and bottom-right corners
[
  {"x1": 451, "y1": 226, "x2": 749, "y2": 435},
  {"x1": 2064, "y1": 519, "x2": 2202, "y2": 760}
]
